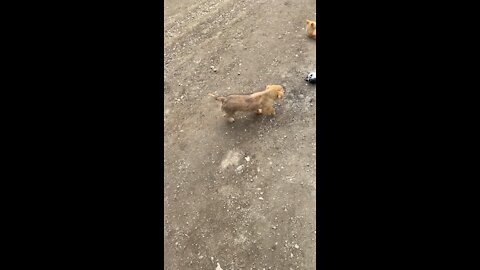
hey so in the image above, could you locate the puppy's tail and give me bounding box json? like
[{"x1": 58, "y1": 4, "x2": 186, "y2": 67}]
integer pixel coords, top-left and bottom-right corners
[{"x1": 208, "y1": 93, "x2": 226, "y2": 102}]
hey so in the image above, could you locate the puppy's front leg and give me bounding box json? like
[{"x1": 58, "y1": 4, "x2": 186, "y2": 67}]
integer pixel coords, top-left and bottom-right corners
[
  {"x1": 263, "y1": 106, "x2": 276, "y2": 116},
  {"x1": 224, "y1": 112, "x2": 235, "y2": 123}
]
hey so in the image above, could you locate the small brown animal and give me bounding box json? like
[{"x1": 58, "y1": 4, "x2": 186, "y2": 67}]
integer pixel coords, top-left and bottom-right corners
[
  {"x1": 209, "y1": 85, "x2": 285, "y2": 123},
  {"x1": 306, "y1": 19, "x2": 316, "y2": 39}
]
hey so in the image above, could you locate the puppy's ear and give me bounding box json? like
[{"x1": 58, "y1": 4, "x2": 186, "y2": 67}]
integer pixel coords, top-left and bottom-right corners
[{"x1": 310, "y1": 22, "x2": 314, "y2": 27}]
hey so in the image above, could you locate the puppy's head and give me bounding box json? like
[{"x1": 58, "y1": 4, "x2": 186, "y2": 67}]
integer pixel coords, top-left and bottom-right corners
[
  {"x1": 266, "y1": 85, "x2": 285, "y2": 100},
  {"x1": 305, "y1": 72, "x2": 316, "y2": 83},
  {"x1": 306, "y1": 20, "x2": 316, "y2": 30}
]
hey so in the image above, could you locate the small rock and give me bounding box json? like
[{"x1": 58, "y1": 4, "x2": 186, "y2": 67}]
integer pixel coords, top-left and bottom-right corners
[
  {"x1": 294, "y1": 244, "x2": 299, "y2": 249},
  {"x1": 245, "y1": 156, "x2": 251, "y2": 162},
  {"x1": 259, "y1": 197, "x2": 264, "y2": 200},
  {"x1": 216, "y1": 263, "x2": 223, "y2": 270},
  {"x1": 236, "y1": 165, "x2": 245, "y2": 173}
]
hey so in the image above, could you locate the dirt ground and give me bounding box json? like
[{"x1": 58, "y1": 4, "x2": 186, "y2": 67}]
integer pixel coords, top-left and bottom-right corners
[{"x1": 164, "y1": 0, "x2": 316, "y2": 269}]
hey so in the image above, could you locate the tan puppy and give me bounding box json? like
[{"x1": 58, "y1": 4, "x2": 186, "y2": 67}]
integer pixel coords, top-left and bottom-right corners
[
  {"x1": 209, "y1": 85, "x2": 285, "y2": 123},
  {"x1": 306, "y1": 19, "x2": 316, "y2": 39}
]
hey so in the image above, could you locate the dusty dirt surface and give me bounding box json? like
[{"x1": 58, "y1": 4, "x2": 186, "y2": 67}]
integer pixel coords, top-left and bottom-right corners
[{"x1": 164, "y1": 0, "x2": 316, "y2": 269}]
